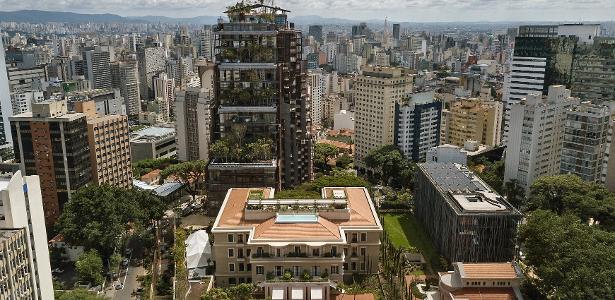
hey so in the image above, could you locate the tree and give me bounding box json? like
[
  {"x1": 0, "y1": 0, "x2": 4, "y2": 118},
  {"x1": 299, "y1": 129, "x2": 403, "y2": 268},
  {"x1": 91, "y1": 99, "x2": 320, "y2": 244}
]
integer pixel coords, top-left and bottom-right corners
[
  {"x1": 57, "y1": 185, "x2": 165, "y2": 256},
  {"x1": 75, "y1": 250, "x2": 104, "y2": 286},
  {"x1": 161, "y1": 160, "x2": 208, "y2": 202},
  {"x1": 336, "y1": 153, "x2": 353, "y2": 169},
  {"x1": 364, "y1": 145, "x2": 415, "y2": 188},
  {"x1": 201, "y1": 288, "x2": 231, "y2": 300},
  {"x1": 519, "y1": 210, "x2": 615, "y2": 299},
  {"x1": 228, "y1": 283, "x2": 254, "y2": 300},
  {"x1": 109, "y1": 252, "x2": 122, "y2": 274},
  {"x1": 527, "y1": 174, "x2": 615, "y2": 230},
  {"x1": 56, "y1": 289, "x2": 108, "y2": 300},
  {"x1": 503, "y1": 179, "x2": 525, "y2": 210},
  {"x1": 314, "y1": 143, "x2": 339, "y2": 171}
]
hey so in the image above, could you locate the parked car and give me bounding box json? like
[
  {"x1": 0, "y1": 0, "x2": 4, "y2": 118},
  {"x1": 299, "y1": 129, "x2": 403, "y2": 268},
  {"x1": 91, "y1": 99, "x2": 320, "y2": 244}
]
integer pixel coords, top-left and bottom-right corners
[
  {"x1": 115, "y1": 283, "x2": 124, "y2": 290},
  {"x1": 52, "y1": 268, "x2": 64, "y2": 274}
]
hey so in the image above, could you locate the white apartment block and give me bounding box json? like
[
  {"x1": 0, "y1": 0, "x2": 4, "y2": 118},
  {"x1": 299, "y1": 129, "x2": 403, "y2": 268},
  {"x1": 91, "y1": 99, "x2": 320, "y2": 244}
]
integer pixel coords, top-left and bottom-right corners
[
  {"x1": 504, "y1": 85, "x2": 579, "y2": 192},
  {"x1": 307, "y1": 70, "x2": 325, "y2": 127},
  {"x1": 394, "y1": 91, "x2": 442, "y2": 161},
  {"x1": 175, "y1": 87, "x2": 211, "y2": 161},
  {"x1": 10, "y1": 91, "x2": 44, "y2": 115},
  {"x1": 354, "y1": 66, "x2": 413, "y2": 167},
  {"x1": 561, "y1": 102, "x2": 611, "y2": 183},
  {"x1": 501, "y1": 56, "x2": 546, "y2": 144},
  {"x1": 0, "y1": 171, "x2": 54, "y2": 300}
]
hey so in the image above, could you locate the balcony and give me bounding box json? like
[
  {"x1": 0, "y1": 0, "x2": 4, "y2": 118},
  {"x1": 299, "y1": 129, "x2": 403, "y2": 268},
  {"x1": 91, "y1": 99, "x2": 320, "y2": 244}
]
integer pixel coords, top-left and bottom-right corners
[{"x1": 250, "y1": 252, "x2": 344, "y2": 261}]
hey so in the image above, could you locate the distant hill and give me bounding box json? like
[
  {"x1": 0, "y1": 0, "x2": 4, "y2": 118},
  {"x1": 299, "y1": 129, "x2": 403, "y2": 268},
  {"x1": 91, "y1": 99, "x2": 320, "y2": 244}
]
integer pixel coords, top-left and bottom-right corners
[
  {"x1": 0, "y1": 10, "x2": 129, "y2": 23},
  {"x1": 0, "y1": 10, "x2": 366, "y2": 25}
]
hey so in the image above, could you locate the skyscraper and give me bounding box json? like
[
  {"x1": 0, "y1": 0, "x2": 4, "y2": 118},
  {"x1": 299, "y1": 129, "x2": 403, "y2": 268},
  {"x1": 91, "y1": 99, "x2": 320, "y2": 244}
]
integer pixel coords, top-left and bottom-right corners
[
  {"x1": 0, "y1": 170, "x2": 54, "y2": 299},
  {"x1": 111, "y1": 60, "x2": 141, "y2": 117},
  {"x1": 571, "y1": 37, "x2": 615, "y2": 103},
  {"x1": 354, "y1": 66, "x2": 413, "y2": 167},
  {"x1": 0, "y1": 38, "x2": 13, "y2": 146},
  {"x1": 175, "y1": 87, "x2": 212, "y2": 161},
  {"x1": 83, "y1": 47, "x2": 112, "y2": 90},
  {"x1": 137, "y1": 45, "x2": 167, "y2": 100},
  {"x1": 440, "y1": 98, "x2": 502, "y2": 148},
  {"x1": 392, "y1": 23, "x2": 400, "y2": 41},
  {"x1": 560, "y1": 102, "x2": 611, "y2": 183},
  {"x1": 504, "y1": 85, "x2": 579, "y2": 192},
  {"x1": 10, "y1": 100, "x2": 91, "y2": 225},
  {"x1": 199, "y1": 25, "x2": 214, "y2": 60},
  {"x1": 75, "y1": 101, "x2": 133, "y2": 188},
  {"x1": 394, "y1": 91, "x2": 441, "y2": 161},
  {"x1": 153, "y1": 72, "x2": 175, "y2": 121},
  {"x1": 207, "y1": 3, "x2": 312, "y2": 207},
  {"x1": 308, "y1": 25, "x2": 323, "y2": 43}
]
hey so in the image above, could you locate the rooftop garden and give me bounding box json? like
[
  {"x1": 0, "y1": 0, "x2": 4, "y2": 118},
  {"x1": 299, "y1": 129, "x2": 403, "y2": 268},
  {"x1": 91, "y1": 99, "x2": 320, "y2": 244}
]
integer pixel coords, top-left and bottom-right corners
[
  {"x1": 218, "y1": 85, "x2": 277, "y2": 106},
  {"x1": 210, "y1": 122, "x2": 274, "y2": 163}
]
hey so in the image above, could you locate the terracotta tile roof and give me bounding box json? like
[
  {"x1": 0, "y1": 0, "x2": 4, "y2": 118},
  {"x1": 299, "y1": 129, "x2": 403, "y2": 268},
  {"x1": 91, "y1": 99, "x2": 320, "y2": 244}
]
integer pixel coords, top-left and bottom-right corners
[
  {"x1": 461, "y1": 263, "x2": 518, "y2": 279},
  {"x1": 215, "y1": 187, "x2": 380, "y2": 240},
  {"x1": 253, "y1": 217, "x2": 341, "y2": 241},
  {"x1": 450, "y1": 287, "x2": 518, "y2": 300}
]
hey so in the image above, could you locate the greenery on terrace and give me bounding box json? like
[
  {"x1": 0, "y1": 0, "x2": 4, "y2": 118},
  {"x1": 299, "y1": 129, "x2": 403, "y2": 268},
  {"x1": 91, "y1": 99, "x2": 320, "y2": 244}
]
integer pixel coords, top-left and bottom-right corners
[
  {"x1": 219, "y1": 84, "x2": 276, "y2": 106},
  {"x1": 274, "y1": 170, "x2": 371, "y2": 198},
  {"x1": 210, "y1": 124, "x2": 273, "y2": 163}
]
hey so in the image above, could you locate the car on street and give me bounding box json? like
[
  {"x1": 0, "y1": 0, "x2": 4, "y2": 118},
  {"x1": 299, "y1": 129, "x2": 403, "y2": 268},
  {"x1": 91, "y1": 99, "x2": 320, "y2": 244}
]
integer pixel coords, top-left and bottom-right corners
[{"x1": 115, "y1": 283, "x2": 124, "y2": 290}]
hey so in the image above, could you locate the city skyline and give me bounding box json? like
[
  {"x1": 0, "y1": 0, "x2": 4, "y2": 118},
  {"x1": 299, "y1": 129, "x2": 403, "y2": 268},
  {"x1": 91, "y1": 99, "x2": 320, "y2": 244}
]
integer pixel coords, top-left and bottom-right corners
[{"x1": 0, "y1": 0, "x2": 613, "y2": 22}]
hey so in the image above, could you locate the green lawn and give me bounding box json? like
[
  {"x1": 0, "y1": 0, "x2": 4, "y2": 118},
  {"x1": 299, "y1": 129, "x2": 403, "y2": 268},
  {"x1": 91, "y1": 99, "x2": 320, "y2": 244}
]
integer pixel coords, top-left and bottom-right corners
[{"x1": 383, "y1": 213, "x2": 442, "y2": 273}]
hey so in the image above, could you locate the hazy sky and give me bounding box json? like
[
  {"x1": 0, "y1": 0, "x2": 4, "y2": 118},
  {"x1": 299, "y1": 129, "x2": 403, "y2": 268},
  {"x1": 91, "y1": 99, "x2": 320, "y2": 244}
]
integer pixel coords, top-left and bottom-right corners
[{"x1": 1, "y1": 0, "x2": 614, "y2": 22}]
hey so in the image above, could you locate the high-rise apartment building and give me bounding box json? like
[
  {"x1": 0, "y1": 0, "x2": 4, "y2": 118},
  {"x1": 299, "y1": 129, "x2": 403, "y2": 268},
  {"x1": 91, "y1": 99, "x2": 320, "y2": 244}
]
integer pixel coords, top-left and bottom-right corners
[
  {"x1": 415, "y1": 163, "x2": 521, "y2": 262},
  {"x1": 502, "y1": 23, "x2": 600, "y2": 143},
  {"x1": 0, "y1": 38, "x2": 13, "y2": 146},
  {"x1": 10, "y1": 100, "x2": 91, "y2": 225},
  {"x1": 354, "y1": 66, "x2": 413, "y2": 167},
  {"x1": 0, "y1": 170, "x2": 54, "y2": 299},
  {"x1": 199, "y1": 25, "x2": 214, "y2": 60},
  {"x1": 207, "y1": 3, "x2": 313, "y2": 207},
  {"x1": 153, "y1": 72, "x2": 175, "y2": 122},
  {"x1": 175, "y1": 87, "x2": 212, "y2": 161},
  {"x1": 111, "y1": 60, "x2": 141, "y2": 117},
  {"x1": 307, "y1": 69, "x2": 325, "y2": 127},
  {"x1": 83, "y1": 47, "x2": 112, "y2": 90},
  {"x1": 74, "y1": 101, "x2": 132, "y2": 188},
  {"x1": 394, "y1": 90, "x2": 441, "y2": 161},
  {"x1": 211, "y1": 187, "x2": 382, "y2": 295},
  {"x1": 504, "y1": 85, "x2": 579, "y2": 192},
  {"x1": 571, "y1": 37, "x2": 615, "y2": 103},
  {"x1": 137, "y1": 45, "x2": 167, "y2": 100},
  {"x1": 561, "y1": 102, "x2": 611, "y2": 183},
  {"x1": 440, "y1": 98, "x2": 502, "y2": 148},
  {"x1": 308, "y1": 25, "x2": 323, "y2": 43}
]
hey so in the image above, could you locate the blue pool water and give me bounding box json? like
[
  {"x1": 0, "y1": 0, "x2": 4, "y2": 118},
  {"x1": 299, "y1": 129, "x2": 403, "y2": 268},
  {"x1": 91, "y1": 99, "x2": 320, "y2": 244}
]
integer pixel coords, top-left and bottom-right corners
[{"x1": 275, "y1": 214, "x2": 318, "y2": 223}]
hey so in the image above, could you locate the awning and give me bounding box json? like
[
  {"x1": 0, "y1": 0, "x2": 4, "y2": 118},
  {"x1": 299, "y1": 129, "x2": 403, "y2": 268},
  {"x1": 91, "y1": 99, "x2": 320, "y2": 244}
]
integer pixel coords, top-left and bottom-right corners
[
  {"x1": 272, "y1": 287, "x2": 284, "y2": 300},
  {"x1": 292, "y1": 287, "x2": 304, "y2": 300},
  {"x1": 310, "y1": 287, "x2": 323, "y2": 300}
]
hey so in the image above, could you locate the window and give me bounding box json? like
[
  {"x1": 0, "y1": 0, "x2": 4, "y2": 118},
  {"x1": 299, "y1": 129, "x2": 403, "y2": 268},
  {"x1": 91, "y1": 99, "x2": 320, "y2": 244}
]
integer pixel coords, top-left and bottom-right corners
[
  {"x1": 276, "y1": 248, "x2": 281, "y2": 257},
  {"x1": 360, "y1": 232, "x2": 367, "y2": 242},
  {"x1": 238, "y1": 248, "x2": 244, "y2": 258},
  {"x1": 293, "y1": 266, "x2": 300, "y2": 276},
  {"x1": 331, "y1": 265, "x2": 339, "y2": 274},
  {"x1": 352, "y1": 233, "x2": 358, "y2": 242},
  {"x1": 229, "y1": 278, "x2": 236, "y2": 285},
  {"x1": 227, "y1": 234, "x2": 234, "y2": 243},
  {"x1": 229, "y1": 263, "x2": 235, "y2": 272},
  {"x1": 246, "y1": 249, "x2": 252, "y2": 257},
  {"x1": 256, "y1": 266, "x2": 264, "y2": 275},
  {"x1": 228, "y1": 248, "x2": 234, "y2": 258},
  {"x1": 312, "y1": 266, "x2": 320, "y2": 276},
  {"x1": 360, "y1": 262, "x2": 366, "y2": 271},
  {"x1": 275, "y1": 266, "x2": 282, "y2": 276},
  {"x1": 360, "y1": 247, "x2": 366, "y2": 257},
  {"x1": 312, "y1": 248, "x2": 320, "y2": 256},
  {"x1": 351, "y1": 262, "x2": 356, "y2": 270},
  {"x1": 239, "y1": 263, "x2": 244, "y2": 272},
  {"x1": 238, "y1": 235, "x2": 243, "y2": 243}
]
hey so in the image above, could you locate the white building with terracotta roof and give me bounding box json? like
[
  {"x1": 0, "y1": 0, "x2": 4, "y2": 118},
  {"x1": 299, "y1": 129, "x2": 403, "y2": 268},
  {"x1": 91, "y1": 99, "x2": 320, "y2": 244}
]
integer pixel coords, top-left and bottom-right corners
[
  {"x1": 211, "y1": 187, "x2": 383, "y2": 300},
  {"x1": 438, "y1": 262, "x2": 524, "y2": 300}
]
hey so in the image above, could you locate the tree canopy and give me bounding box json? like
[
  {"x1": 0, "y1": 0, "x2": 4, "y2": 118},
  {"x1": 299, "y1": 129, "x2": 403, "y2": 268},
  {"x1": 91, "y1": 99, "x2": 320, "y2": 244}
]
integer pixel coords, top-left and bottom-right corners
[
  {"x1": 520, "y1": 210, "x2": 615, "y2": 299},
  {"x1": 161, "y1": 160, "x2": 208, "y2": 201},
  {"x1": 56, "y1": 289, "x2": 108, "y2": 300},
  {"x1": 75, "y1": 250, "x2": 104, "y2": 286},
  {"x1": 364, "y1": 145, "x2": 415, "y2": 188},
  {"x1": 201, "y1": 283, "x2": 254, "y2": 300},
  {"x1": 528, "y1": 174, "x2": 615, "y2": 230},
  {"x1": 314, "y1": 143, "x2": 339, "y2": 172},
  {"x1": 57, "y1": 185, "x2": 166, "y2": 256}
]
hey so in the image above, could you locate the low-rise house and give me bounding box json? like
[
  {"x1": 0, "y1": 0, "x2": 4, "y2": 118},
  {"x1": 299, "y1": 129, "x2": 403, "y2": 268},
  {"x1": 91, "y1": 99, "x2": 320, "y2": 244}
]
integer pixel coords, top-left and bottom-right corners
[{"x1": 438, "y1": 262, "x2": 524, "y2": 300}]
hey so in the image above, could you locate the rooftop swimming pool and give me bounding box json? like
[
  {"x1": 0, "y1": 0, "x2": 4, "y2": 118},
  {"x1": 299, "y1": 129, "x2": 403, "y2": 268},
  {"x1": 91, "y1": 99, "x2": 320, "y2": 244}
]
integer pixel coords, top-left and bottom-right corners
[{"x1": 275, "y1": 214, "x2": 318, "y2": 224}]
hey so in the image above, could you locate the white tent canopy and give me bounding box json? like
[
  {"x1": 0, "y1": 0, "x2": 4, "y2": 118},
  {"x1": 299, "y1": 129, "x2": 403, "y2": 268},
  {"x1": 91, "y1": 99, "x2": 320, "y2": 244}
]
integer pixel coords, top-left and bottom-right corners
[{"x1": 185, "y1": 230, "x2": 212, "y2": 270}]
